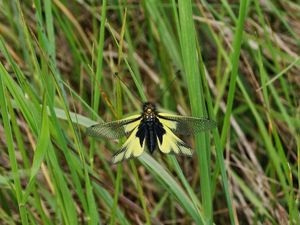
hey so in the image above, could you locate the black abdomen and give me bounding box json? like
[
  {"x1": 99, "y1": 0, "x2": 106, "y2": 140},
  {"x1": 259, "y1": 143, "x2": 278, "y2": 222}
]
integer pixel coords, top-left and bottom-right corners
[
  {"x1": 136, "y1": 117, "x2": 166, "y2": 154},
  {"x1": 147, "y1": 123, "x2": 156, "y2": 153}
]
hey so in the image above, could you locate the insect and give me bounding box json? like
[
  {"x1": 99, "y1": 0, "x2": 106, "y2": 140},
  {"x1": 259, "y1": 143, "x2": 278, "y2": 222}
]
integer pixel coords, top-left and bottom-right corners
[{"x1": 87, "y1": 102, "x2": 216, "y2": 164}]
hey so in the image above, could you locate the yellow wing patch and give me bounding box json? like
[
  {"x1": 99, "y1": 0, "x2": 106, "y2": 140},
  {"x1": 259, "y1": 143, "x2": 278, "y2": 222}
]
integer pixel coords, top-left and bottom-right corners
[
  {"x1": 123, "y1": 115, "x2": 142, "y2": 133},
  {"x1": 157, "y1": 113, "x2": 177, "y2": 129},
  {"x1": 157, "y1": 125, "x2": 193, "y2": 156},
  {"x1": 112, "y1": 127, "x2": 145, "y2": 164}
]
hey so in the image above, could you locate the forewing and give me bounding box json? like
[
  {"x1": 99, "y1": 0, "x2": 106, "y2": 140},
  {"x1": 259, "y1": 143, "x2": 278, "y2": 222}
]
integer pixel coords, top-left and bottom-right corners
[
  {"x1": 112, "y1": 126, "x2": 146, "y2": 163},
  {"x1": 157, "y1": 123, "x2": 193, "y2": 156},
  {"x1": 157, "y1": 113, "x2": 216, "y2": 135},
  {"x1": 86, "y1": 114, "x2": 142, "y2": 139}
]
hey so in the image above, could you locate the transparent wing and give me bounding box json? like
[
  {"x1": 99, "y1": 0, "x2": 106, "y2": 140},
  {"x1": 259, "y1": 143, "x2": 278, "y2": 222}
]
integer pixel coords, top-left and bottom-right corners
[
  {"x1": 157, "y1": 113, "x2": 216, "y2": 135},
  {"x1": 86, "y1": 114, "x2": 142, "y2": 139},
  {"x1": 112, "y1": 126, "x2": 146, "y2": 163}
]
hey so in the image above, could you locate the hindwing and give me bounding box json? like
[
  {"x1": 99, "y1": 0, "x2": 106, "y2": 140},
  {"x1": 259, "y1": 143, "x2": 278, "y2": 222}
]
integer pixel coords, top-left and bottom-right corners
[
  {"x1": 157, "y1": 117, "x2": 193, "y2": 156},
  {"x1": 112, "y1": 126, "x2": 146, "y2": 163}
]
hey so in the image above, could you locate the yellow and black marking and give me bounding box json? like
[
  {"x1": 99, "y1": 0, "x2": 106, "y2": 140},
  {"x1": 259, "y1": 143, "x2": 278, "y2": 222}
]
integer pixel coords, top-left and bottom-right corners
[{"x1": 87, "y1": 102, "x2": 216, "y2": 163}]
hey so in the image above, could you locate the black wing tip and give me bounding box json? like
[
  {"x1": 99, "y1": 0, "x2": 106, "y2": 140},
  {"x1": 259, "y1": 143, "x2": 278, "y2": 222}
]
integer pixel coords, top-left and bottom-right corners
[
  {"x1": 185, "y1": 151, "x2": 194, "y2": 157},
  {"x1": 111, "y1": 158, "x2": 121, "y2": 164},
  {"x1": 167, "y1": 149, "x2": 194, "y2": 157},
  {"x1": 111, "y1": 147, "x2": 126, "y2": 164},
  {"x1": 179, "y1": 142, "x2": 194, "y2": 156}
]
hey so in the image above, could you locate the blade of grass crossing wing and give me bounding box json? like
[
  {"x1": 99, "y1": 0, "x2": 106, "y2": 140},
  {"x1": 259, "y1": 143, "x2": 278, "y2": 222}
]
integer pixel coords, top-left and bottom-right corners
[
  {"x1": 178, "y1": 0, "x2": 212, "y2": 222},
  {"x1": 197, "y1": 42, "x2": 236, "y2": 225}
]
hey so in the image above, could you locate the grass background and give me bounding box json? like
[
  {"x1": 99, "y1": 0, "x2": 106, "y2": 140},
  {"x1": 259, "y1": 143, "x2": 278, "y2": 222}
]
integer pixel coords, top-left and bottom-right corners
[{"x1": 0, "y1": 0, "x2": 299, "y2": 224}]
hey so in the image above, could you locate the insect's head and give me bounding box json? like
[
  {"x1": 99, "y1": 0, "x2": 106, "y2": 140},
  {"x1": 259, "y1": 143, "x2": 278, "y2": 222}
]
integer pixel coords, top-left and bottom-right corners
[{"x1": 143, "y1": 102, "x2": 156, "y2": 114}]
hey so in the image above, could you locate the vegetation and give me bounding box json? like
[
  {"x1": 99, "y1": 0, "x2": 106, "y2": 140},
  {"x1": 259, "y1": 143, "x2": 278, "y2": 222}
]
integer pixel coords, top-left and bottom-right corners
[{"x1": 0, "y1": 0, "x2": 299, "y2": 224}]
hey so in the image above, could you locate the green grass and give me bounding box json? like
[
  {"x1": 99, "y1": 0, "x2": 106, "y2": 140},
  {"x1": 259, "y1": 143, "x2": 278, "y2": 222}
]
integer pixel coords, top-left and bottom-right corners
[{"x1": 0, "y1": 0, "x2": 300, "y2": 224}]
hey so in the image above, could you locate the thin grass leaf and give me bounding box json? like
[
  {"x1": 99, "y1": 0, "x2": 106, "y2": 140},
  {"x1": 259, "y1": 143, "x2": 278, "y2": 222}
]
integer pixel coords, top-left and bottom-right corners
[
  {"x1": 220, "y1": 0, "x2": 249, "y2": 148},
  {"x1": 0, "y1": 65, "x2": 29, "y2": 225},
  {"x1": 178, "y1": 0, "x2": 212, "y2": 222},
  {"x1": 140, "y1": 154, "x2": 206, "y2": 224},
  {"x1": 29, "y1": 95, "x2": 50, "y2": 182}
]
